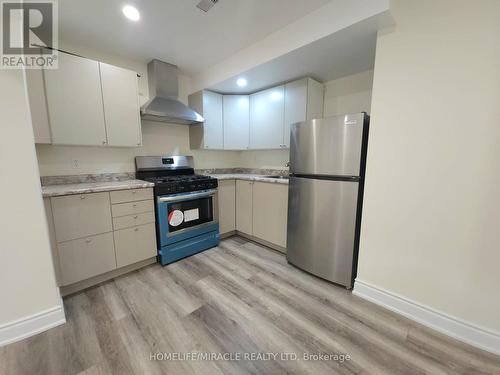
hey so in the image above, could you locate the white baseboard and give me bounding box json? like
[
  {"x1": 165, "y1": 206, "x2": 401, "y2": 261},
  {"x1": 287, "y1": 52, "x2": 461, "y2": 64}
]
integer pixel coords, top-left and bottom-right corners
[
  {"x1": 353, "y1": 279, "x2": 500, "y2": 355},
  {"x1": 0, "y1": 304, "x2": 66, "y2": 347}
]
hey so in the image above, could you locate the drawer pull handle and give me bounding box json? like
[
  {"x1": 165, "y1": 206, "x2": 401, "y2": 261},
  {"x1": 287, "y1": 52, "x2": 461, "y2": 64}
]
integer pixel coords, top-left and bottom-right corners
[
  {"x1": 85, "y1": 239, "x2": 92, "y2": 243},
  {"x1": 133, "y1": 204, "x2": 137, "y2": 207},
  {"x1": 80, "y1": 195, "x2": 86, "y2": 200},
  {"x1": 134, "y1": 228, "x2": 139, "y2": 232},
  {"x1": 133, "y1": 215, "x2": 138, "y2": 219}
]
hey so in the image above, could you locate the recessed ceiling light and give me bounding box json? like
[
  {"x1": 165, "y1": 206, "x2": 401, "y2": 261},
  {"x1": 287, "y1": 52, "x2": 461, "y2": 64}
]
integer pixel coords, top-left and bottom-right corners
[
  {"x1": 236, "y1": 78, "x2": 247, "y2": 87},
  {"x1": 122, "y1": 5, "x2": 140, "y2": 21}
]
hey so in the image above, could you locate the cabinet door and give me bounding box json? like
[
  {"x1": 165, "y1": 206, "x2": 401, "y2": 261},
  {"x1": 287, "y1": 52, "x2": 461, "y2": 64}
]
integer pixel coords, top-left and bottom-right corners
[
  {"x1": 58, "y1": 232, "x2": 116, "y2": 285},
  {"x1": 109, "y1": 188, "x2": 153, "y2": 204},
  {"x1": 44, "y1": 52, "x2": 107, "y2": 146},
  {"x1": 114, "y1": 223, "x2": 157, "y2": 268},
  {"x1": 249, "y1": 86, "x2": 285, "y2": 149},
  {"x1": 25, "y1": 69, "x2": 51, "y2": 144},
  {"x1": 51, "y1": 192, "x2": 113, "y2": 242},
  {"x1": 223, "y1": 95, "x2": 249, "y2": 150},
  {"x1": 236, "y1": 180, "x2": 253, "y2": 235},
  {"x1": 284, "y1": 79, "x2": 307, "y2": 148},
  {"x1": 100, "y1": 62, "x2": 142, "y2": 147},
  {"x1": 252, "y1": 182, "x2": 288, "y2": 249},
  {"x1": 218, "y1": 180, "x2": 236, "y2": 234},
  {"x1": 111, "y1": 200, "x2": 154, "y2": 218},
  {"x1": 202, "y1": 91, "x2": 224, "y2": 149}
]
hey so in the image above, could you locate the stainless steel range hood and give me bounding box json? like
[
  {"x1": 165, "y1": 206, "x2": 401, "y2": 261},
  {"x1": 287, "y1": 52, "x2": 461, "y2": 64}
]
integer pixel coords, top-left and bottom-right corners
[{"x1": 141, "y1": 60, "x2": 204, "y2": 125}]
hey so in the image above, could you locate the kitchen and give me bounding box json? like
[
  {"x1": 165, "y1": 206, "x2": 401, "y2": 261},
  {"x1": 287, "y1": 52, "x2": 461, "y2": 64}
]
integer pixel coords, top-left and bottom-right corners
[{"x1": 1, "y1": 0, "x2": 500, "y2": 374}]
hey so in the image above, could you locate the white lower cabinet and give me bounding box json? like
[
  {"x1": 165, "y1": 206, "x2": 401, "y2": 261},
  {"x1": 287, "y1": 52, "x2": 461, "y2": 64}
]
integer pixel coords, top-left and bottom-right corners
[
  {"x1": 223, "y1": 180, "x2": 288, "y2": 250},
  {"x1": 236, "y1": 180, "x2": 253, "y2": 235},
  {"x1": 114, "y1": 223, "x2": 157, "y2": 268},
  {"x1": 58, "y1": 232, "x2": 116, "y2": 286},
  {"x1": 218, "y1": 180, "x2": 236, "y2": 234},
  {"x1": 51, "y1": 192, "x2": 113, "y2": 243},
  {"x1": 46, "y1": 188, "x2": 156, "y2": 290},
  {"x1": 252, "y1": 182, "x2": 288, "y2": 249}
]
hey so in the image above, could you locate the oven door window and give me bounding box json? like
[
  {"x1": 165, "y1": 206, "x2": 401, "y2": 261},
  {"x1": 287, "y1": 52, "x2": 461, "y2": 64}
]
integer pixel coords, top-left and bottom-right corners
[{"x1": 166, "y1": 196, "x2": 213, "y2": 233}]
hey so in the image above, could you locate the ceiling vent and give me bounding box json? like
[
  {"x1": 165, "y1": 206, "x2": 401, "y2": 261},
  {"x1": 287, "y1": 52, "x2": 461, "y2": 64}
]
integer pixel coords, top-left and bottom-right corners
[{"x1": 196, "y1": 0, "x2": 218, "y2": 12}]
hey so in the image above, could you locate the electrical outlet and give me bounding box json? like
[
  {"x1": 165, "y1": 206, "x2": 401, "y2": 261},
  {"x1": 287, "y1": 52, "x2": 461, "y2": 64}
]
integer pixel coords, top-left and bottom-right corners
[{"x1": 72, "y1": 159, "x2": 80, "y2": 169}]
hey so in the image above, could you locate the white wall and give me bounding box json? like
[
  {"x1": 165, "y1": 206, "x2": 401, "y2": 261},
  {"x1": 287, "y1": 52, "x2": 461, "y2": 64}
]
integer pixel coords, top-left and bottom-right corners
[
  {"x1": 357, "y1": 0, "x2": 500, "y2": 336},
  {"x1": 0, "y1": 69, "x2": 63, "y2": 343}
]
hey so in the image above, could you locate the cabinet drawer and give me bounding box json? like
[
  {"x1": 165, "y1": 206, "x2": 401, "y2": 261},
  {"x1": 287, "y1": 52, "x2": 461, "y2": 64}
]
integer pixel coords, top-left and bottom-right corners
[
  {"x1": 113, "y1": 211, "x2": 155, "y2": 230},
  {"x1": 110, "y1": 188, "x2": 153, "y2": 204},
  {"x1": 114, "y1": 223, "x2": 157, "y2": 268},
  {"x1": 51, "y1": 192, "x2": 112, "y2": 242},
  {"x1": 58, "y1": 232, "x2": 116, "y2": 286},
  {"x1": 111, "y1": 199, "x2": 154, "y2": 217}
]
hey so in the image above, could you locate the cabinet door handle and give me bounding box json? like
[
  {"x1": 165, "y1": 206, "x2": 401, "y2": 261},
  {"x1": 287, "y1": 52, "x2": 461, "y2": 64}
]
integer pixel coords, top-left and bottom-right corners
[
  {"x1": 133, "y1": 215, "x2": 138, "y2": 219},
  {"x1": 80, "y1": 195, "x2": 86, "y2": 200},
  {"x1": 134, "y1": 228, "x2": 139, "y2": 232},
  {"x1": 85, "y1": 238, "x2": 92, "y2": 243},
  {"x1": 133, "y1": 204, "x2": 137, "y2": 207}
]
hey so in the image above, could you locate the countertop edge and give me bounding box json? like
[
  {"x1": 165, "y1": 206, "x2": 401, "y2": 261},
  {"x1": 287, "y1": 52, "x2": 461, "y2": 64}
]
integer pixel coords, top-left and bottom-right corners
[
  {"x1": 208, "y1": 174, "x2": 289, "y2": 185},
  {"x1": 41, "y1": 180, "x2": 155, "y2": 198}
]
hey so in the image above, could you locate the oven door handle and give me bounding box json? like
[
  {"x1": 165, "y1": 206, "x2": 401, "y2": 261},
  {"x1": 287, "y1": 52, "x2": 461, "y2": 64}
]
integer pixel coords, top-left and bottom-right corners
[{"x1": 158, "y1": 189, "x2": 218, "y2": 203}]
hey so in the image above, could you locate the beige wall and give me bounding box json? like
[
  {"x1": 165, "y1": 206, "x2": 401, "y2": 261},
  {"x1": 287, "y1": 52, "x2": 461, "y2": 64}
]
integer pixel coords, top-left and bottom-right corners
[
  {"x1": 0, "y1": 70, "x2": 61, "y2": 326},
  {"x1": 357, "y1": 0, "x2": 500, "y2": 332},
  {"x1": 323, "y1": 70, "x2": 373, "y2": 117},
  {"x1": 36, "y1": 122, "x2": 241, "y2": 175}
]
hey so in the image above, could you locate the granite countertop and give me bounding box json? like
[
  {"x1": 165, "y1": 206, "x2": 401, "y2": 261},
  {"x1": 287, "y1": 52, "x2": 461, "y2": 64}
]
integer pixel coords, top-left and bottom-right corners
[
  {"x1": 208, "y1": 174, "x2": 289, "y2": 184},
  {"x1": 42, "y1": 179, "x2": 154, "y2": 198}
]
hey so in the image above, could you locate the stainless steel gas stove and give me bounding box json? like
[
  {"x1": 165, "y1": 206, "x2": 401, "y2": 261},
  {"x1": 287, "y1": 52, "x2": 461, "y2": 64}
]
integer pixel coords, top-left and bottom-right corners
[{"x1": 135, "y1": 156, "x2": 219, "y2": 265}]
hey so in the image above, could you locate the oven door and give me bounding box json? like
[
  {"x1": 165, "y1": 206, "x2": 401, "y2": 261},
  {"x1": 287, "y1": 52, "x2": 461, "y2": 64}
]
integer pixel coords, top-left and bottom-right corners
[{"x1": 157, "y1": 189, "x2": 219, "y2": 246}]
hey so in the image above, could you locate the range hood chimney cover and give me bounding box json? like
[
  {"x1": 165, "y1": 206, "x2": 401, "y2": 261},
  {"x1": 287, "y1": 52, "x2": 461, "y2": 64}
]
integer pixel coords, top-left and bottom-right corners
[{"x1": 140, "y1": 60, "x2": 204, "y2": 125}]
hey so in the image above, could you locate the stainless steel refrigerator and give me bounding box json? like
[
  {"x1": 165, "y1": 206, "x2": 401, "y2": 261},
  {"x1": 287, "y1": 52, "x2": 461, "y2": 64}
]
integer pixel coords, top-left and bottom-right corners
[{"x1": 286, "y1": 112, "x2": 369, "y2": 289}]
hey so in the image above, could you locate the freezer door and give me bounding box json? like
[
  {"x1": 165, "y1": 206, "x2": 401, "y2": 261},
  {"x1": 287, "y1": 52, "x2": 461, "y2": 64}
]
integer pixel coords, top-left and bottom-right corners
[
  {"x1": 286, "y1": 176, "x2": 359, "y2": 287},
  {"x1": 289, "y1": 113, "x2": 366, "y2": 177}
]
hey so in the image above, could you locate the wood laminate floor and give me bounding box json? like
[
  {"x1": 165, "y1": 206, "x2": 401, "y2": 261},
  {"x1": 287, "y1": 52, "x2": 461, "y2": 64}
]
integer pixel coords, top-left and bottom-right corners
[{"x1": 1, "y1": 236, "x2": 499, "y2": 375}]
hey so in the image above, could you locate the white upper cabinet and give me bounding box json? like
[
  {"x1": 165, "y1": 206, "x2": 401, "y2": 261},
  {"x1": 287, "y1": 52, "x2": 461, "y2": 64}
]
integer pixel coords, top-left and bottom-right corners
[
  {"x1": 189, "y1": 90, "x2": 224, "y2": 149},
  {"x1": 249, "y1": 85, "x2": 285, "y2": 149},
  {"x1": 99, "y1": 63, "x2": 142, "y2": 147},
  {"x1": 284, "y1": 78, "x2": 324, "y2": 148},
  {"x1": 187, "y1": 77, "x2": 323, "y2": 151},
  {"x1": 223, "y1": 95, "x2": 249, "y2": 150},
  {"x1": 30, "y1": 51, "x2": 142, "y2": 147},
  {"x1": 44, "y1": 52, "x2": 107, "y2": 146}
]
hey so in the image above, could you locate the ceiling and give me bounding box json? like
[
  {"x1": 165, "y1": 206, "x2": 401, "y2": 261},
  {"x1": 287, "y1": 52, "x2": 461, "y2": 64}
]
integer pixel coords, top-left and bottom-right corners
[
  {"x1": 58, "y1": 0, "x2": 332, "y2": 75},
  {"x1": 209, "y1": 16, "x2": 379, "y2": 94}
]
